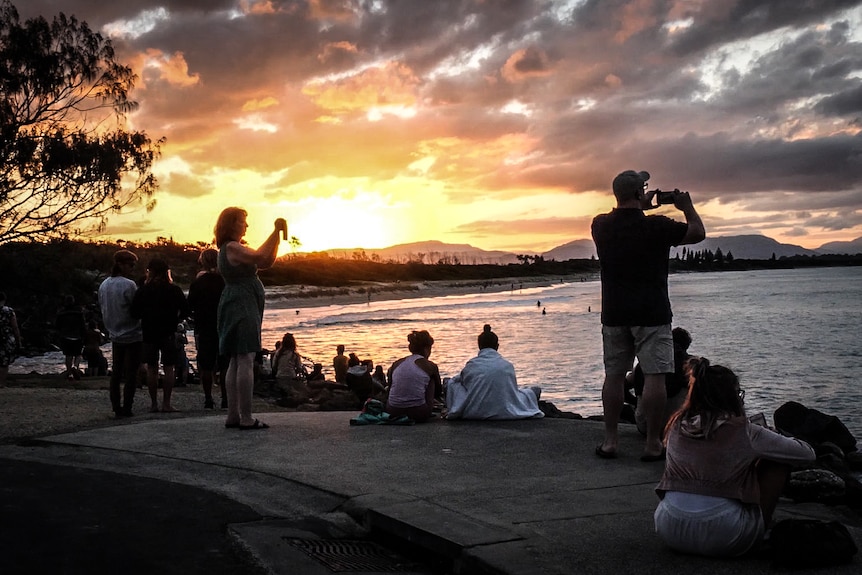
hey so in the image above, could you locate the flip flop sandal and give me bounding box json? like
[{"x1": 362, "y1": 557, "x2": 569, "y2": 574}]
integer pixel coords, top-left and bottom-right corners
[
  {"x1": 595, "y1": 445, "x2": 618, "y2": 459},
  {"x1": 640, "y1": 450, "x2": 666, "y2": 462},
  {"x1": 239, "y1": 419, "x2": 269, "y2": 430}
]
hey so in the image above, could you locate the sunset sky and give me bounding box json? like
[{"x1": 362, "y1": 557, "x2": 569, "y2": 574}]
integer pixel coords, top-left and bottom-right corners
[{"x1": 17, "y1": 1, "x2": 862, "y2": 254}]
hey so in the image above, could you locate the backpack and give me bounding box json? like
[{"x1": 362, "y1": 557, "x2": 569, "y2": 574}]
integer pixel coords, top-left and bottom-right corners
[
  {"x1": 769, "y1": 519, "x2": 857, "y2": 569},
  {"x1": 773, "y1": 401, "x2": 857, "y2": 454}
]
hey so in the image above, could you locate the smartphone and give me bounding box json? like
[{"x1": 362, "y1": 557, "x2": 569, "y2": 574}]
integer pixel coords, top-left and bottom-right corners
[
  {"x1": 748, "y1": 413, "x2": 767, "y2": 427},
  {"x1": 656, "y1": 191, "x2": 675, "y2": 205}
]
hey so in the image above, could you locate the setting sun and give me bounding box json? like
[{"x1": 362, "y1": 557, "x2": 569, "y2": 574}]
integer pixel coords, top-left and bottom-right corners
[{"x1": 11, "y1": 1, "x2": 860, "y2": 254}]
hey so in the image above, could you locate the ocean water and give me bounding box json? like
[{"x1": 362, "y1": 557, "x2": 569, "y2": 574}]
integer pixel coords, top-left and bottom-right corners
[
  {"x1": 261, "y1": 266, "x2": 862, "y2": 438},
  {"x1": 12, "y1": 267, "x2": 862, "y2": 439}
]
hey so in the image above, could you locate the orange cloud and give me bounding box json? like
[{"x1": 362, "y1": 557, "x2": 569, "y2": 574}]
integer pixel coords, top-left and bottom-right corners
[
  {"x1": 615, "y1": 0, "x2": 661, "y2": 43},
  {"x1": 136, "y1": 49, "x2": 200, "y2": 88},
  {"x1": 319, "y1": 41, "x2": 359, "y2": 64},
  {"x1": 242, "y1": 97, "x2": 280, "y2": 112},
  {"x1": 239, "y1": 1, "x2": 276, "y2": 15},
  {"x1": 302, "y1": 62, "x2": 420, "y2": 116},
  {"x1": 501, "y1": 47, "x2": 553, "y2": 83},
  {"x1": 309, "y1": 0, "x2": 360, "y2": 21}
]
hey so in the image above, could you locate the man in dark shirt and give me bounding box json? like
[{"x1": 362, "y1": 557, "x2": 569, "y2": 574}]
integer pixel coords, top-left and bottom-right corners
[
  {"x1": 187, "y1": 249, "x2": 227, "y2": 409},
  {"x1": 592, "y1": 170, "x2": 705, "y2": 461},
  {"x1": 55, "y1": 295, "x2": 87, "y2": 380},
  {"x1": 130, "y1": 258, "x2": 189, "y2": 412}
]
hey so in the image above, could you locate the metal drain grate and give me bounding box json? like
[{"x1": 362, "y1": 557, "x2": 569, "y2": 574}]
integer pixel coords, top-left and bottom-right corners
[{"x1": 284, "y1": 538, "x2": 420, "y2": 573}]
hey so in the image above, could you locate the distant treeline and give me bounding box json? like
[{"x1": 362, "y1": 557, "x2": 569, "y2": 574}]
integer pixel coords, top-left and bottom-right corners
[
  {"x1": 1, "y1": 239, "x2": 859, "y2": 352},
  {"x1": 669, "y1": 247, "x2": 862, "y2": 272}
]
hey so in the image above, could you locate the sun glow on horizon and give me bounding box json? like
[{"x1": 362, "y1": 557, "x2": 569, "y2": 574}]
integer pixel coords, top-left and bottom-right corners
[{"x1": 60, "y1": 1, "x2": 862, "y2": 255}]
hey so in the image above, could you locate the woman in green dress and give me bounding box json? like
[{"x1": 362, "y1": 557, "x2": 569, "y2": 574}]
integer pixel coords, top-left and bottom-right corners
[{"x1": 214, "y1": 207, "x2": 286, "y2": 430}]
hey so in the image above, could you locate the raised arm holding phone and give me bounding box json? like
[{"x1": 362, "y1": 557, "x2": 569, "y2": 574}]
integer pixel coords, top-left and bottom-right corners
[{"x1": 214, "y1": 208, "x2": 285, "y2": 430}]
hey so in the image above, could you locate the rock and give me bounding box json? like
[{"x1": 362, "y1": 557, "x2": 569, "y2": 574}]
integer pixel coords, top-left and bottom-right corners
[
  {"x1": 319, "y1": 389, "x2": 363, "y2": 411},
  {"x1": 786, "y1": 469, "x2": 846, "y2": 503},
  {"x1": 845, "y1": 451, "x2": 862, "y2": 471},
  {"x1": 818, "y1": 453, "x2": 851, "y2": 475},
  {"x1": 815, "y1": 441, "x2": 846, "y2": 459}
]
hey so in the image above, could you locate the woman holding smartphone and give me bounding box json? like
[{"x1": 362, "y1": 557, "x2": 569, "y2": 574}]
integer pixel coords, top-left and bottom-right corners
[{"x1": 214, "y1": 207, "x2": 286, "y2": 430}]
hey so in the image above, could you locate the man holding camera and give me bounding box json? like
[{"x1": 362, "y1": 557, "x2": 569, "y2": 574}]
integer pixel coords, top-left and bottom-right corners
[{"x1": 591, "y1": 170, "x2": 705, "y2": 461}]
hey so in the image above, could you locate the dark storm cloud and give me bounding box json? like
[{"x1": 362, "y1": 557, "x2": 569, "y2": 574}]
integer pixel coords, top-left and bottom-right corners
[
  {"x1": 10, "y1": 0, "x2": 862, "y2": 246},
  {"x1": 662, "y1": 0, "x2": 862, "y2": 56},
  {"x1": 816, "y1": 84, "x2": 862, "y2": 115},
  {"x1": 707, "y1": 21, "x2": 862, "y2": 120}
]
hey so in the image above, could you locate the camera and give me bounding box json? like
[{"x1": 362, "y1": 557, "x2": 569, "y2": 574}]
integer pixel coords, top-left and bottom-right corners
[{"x1": 652, "y1": 189, "x2": 677, "y2": 205}]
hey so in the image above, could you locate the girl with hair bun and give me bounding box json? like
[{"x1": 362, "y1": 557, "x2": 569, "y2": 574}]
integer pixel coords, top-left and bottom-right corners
[
  {"x1": 385, "y1": 330, "x2": 440, "y2": 422},
  {"x1": 654, "y1": 357, "x2": 816, "y2": 557}
]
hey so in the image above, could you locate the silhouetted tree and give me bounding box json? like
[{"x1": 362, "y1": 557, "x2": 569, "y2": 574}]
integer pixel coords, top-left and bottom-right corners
[
  {"x1": 288, "y1": 235, "x2": 301, "y2": 254},
  {"x1": 0, "y1": 1, "x2": 163, "y2": 243}
]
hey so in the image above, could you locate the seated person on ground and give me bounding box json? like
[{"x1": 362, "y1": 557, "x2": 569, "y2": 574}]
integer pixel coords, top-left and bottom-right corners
[
  {"x1": 626, "y1": 327, "x2": 693, "y2": 435},
  {"x1": 445, "y1": 324, "x2": 543, "y2": 420},
  {"x1": 654, "y1": 358, "x2": 815, "y2": 557},
  {"x1": 371, "y1": 364, "x2": 387, "y2": 393},
  {"x1": 332, "y1": 344, "x2": 349, "y2": 383},
  {"x1": 346, "y1": 358, "x2": 374, "y2": 402},
  {"x1": 82, "y1": 320, "x2": 108, "y2": 376},
  {"x1": 386, "y1": 330, "x2": 440, "y2": 423},
  {"x1": 272, "y1": 332, "x2": 304, "y2": 380},
  {"x1": 307, "y1": 363, "x2": 325, "y2": 382}
]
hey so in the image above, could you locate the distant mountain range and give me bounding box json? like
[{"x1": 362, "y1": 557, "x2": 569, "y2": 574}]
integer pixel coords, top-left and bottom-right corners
[
  {"x1": 316, "y1": 235, "x2": 862, "y2": 264},
  {"x1": 325, "y1": 240, "x2": 523, "y2": 264},
  {"x1": 541, "y1": 234, "x2": 862, "y2": 261}
]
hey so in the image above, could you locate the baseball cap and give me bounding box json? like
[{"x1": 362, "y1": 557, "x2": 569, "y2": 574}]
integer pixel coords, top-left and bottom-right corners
[{"x1": 612, "y1": 170, "x2": 650, "y2": 200}]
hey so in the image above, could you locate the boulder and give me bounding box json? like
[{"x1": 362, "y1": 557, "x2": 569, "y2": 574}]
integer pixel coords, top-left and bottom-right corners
[
  {"x1": 786, "y1": 468, "x2": 845, "y2": 503},
  {"x1": 845, "y1": 451, "x2": 862, "y2": 471}
]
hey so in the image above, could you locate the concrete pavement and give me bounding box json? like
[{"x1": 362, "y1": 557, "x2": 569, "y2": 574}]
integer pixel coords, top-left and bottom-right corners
[{"x1": 1, "y1": 411, "x2": 860, "y2": 574}]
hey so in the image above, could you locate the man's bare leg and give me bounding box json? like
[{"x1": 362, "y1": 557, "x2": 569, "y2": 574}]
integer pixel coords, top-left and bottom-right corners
[
  {"x1": 146, "y1": 365, "x2": 159, "y2": 412},
  {"x1": 641, "y1": 373, "x2": 667, "y2": 458},
  {"x1": 600, "y1": 373, "x2": 626, "y2": 454},
  {"x1": 161, "y1": 365, "x2": 177, "y2": 412}
]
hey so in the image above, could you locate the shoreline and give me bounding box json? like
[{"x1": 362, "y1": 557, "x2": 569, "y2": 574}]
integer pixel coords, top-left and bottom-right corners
[
  {"x1": 264, "y1": 273, "x2": 598, "y2": 310},
  {"x1": 8, "y1": 273, "x2": 599, "y2": 372}
]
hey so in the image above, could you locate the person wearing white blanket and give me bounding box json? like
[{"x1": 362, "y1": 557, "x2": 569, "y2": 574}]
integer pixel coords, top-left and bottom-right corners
[{"x1": 445, "y1": 324, "x2": 544, "y2": 420}]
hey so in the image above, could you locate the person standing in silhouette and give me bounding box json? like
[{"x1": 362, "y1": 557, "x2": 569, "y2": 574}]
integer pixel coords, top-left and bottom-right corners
[
  {"x1": 131, "y1": 258, "x2": 189, "y2": 413},
  {"x1": 215, "y1": 207, "x2": 285, "y2": 430},
  {"x1": 188, "y1": 248, "x2": 227, "y2": 409},
  {"x1": 592, "y1": 170, "x2": 705, "y2": 461}
]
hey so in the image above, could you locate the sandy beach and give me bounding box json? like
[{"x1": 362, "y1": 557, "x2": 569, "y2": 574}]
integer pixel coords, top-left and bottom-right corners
[{"x1": 264, "y1": 274, "x2": 596, "y2": 310}]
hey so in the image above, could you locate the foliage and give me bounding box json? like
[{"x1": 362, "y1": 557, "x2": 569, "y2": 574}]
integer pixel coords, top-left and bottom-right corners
[
  {"x1": 0, "y1": 1, "x2": 163, "y2": 243},
  {"x1": 0, "y1": 239, "x2": 199, "y2": 349}
]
